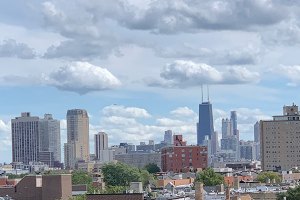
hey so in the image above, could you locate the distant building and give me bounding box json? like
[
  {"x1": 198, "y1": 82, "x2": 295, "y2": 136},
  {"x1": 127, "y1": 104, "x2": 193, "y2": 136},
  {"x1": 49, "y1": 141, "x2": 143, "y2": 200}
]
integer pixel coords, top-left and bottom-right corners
[
  {"x1": 136, "y1": 141, "x2": 155, "y2": 152},
  {"x1": 119, "y1": 142, "x2": 135, "y2": 152},
  {"x1": 239, "y1": 140, "x2": 256, "y2": 161},
  {"x1": 161, "y1": 145, "x2": 208, "y2": 173},
  {"x1": 164, "y1": 130, "x2": 173, "y2": 145},
  {"x1": 65, "y1": 109, "x2": 89, "y2": 169},
  {"x1": 197, "y1": 102, "x2": 214, "y2": 145},
  {"x1": 211, "y1": 131, "x2": 219, "y2": 155},
  {"x1": 12, "y1": 112, "x2": 40, "y2": 165},
  {"x1": 222, "y1": 118, "x2": 232, "y2": 138},
  {"x1": 254, "y1": 121, "x2": 260, "y2": 160},
  {"x1": 94, "y1": 132, "x2": 114, "y2": 163},
  {"x1": 39, "y1": 114, "x2": 61, "y2": 167},
  {"x1": 115, "y1": 152, "x2": 161, "y2": 169},
  {"x1": 261, "y1": 104, "x2": 300, "y2": 171}
]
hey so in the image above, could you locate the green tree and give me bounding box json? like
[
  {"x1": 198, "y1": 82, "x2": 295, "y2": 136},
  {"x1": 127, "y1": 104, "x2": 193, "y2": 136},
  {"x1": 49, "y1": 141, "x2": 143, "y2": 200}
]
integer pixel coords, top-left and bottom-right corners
[
  {"x1": 72, "y1": 171, "x2": 92, "y2": 185},
  {"x1": 144, "y1": 163, "x2": 160, "y2": 174},
  {"x1": 256, "y1": 171, "x2": 281, "y2": 183},
  {"x1": 102, "y1": 162, "x2": 141, "y2": 187},
  {"x1": 140, "y1": 169, "x2": 155, "y2": 187},
  {"x1": 277, "y1": 186, "x2": 300, "y2": 200},
  {"x1": 195, "y1": 168, "x2": 224, "y2": 186}
]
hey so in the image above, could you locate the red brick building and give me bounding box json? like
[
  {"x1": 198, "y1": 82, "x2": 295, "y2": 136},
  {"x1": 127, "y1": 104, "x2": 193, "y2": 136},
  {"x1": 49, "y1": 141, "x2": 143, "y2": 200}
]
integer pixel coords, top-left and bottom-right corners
[{"x1": 161, "y1": 145, "x2": 208, "y2": 173}]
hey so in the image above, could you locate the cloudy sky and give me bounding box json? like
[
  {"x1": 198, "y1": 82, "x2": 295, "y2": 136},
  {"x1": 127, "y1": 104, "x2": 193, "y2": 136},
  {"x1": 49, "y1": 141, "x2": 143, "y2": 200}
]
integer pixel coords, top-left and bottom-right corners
[{"x1": 1, "y1": 0, "x2": 300, "y2": 163}]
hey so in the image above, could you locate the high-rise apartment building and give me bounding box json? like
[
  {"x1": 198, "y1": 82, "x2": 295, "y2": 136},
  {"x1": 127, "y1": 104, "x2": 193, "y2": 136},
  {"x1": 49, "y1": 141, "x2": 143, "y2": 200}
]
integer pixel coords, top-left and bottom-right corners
[
  {"x1": 39, "y1": 114, "x2": 61, "y2": 166},
  {"x1": 94, "y1": 132, "x2": 113, "y2": 162},
  {"x1": 239, "y1": 140, "x2": 256, "y2": 161},
  {"x1": 211, "y1": 131, "x2": 219, "y2": 155},
  {"x1": 12, "y1": 112, "x2": 40, "y2": 164},
  {"x1": 197, "y1": 102, "x2": 214, "y2": 145},
  {"x1": 164, "y1": 130, "x2": 173, "y2": 145},
  {"x1": 261, "y1": 104, "x2": 300, "y2": 171},
  {"x1": 65, "y1": 109, "x2": 89, "y2": 169}
]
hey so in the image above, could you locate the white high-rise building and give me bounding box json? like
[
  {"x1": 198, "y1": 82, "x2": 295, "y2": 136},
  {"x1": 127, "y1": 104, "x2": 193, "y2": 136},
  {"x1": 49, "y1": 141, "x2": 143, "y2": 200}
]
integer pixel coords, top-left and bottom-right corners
[
  {"x1": 164, "y1": 130, "x2": 173, "y2": 145},
  {"x1": 12, "y1": 112, "x2": 40, "y2": 165},
  {"x1": 65, "y1": 109, "x2": 89, "y2": 169},
  {"x1": 94, "y1": 132, "x2": 113, "y2": 162},
  {"x1": 222, "y1": 118, "x2": 231, "y2": 138},
  {"x1": 39, "y1": 114, "x2": 61, "y2": 165}
]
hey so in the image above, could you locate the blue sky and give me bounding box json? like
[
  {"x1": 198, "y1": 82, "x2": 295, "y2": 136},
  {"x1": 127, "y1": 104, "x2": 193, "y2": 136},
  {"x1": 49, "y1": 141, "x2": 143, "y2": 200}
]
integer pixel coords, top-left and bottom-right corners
[{"x1": 1, "y1": 0, "x2": 300, "y2": 163}]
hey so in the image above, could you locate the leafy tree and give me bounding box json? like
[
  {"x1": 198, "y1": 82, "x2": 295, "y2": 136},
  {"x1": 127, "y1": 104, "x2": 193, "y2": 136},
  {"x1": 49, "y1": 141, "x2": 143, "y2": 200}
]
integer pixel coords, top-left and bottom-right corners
[
  {"x1": 140, "y1": 169, "x2": 155, "y2": 187},
  {"x1": 72, "y1": 171, "x2": 92, "y2": 185},
  {"x1": 256, "y1": 171, "x2": 281, "y2": 183},
  {"x1": 195, "y1": 168, "x2": 224, "y2": 186},
  {"x1": 144, "y1": 163, "x2": 160, "y2": 174},
  {"x1": 277, "y1": 186, "x2": 300, "y2": 200},
  {"x1": 102, "y1": 162, "x2": 141, "y2": 187}
]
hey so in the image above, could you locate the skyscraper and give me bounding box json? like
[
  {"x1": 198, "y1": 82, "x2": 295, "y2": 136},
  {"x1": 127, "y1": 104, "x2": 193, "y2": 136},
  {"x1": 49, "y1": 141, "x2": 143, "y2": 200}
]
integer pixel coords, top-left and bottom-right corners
[
  {"x1": 12, "y1": 112, "x2": 40, "y2": 164},
  {"x1": 230, "y1": 111, "x2": 238, "y2": 136},
  {"x1": 39, "y1": 114, "x2": 61, "y2": 167},
  {"x1": 197, "y1": 102, "x2": 214, "y2": 145},
  {"x1": 222, "y1": 118, "x2": 231, "y2": 138},
  {"x1": 164, "y1": 130, "x2": 173, "y2": 145},
  {"x1": 65, "y1": 109, "x2": 89, "y2": 169},
  {"x1": 254, "y1": 121, "x2": 260, "y2": 160}
]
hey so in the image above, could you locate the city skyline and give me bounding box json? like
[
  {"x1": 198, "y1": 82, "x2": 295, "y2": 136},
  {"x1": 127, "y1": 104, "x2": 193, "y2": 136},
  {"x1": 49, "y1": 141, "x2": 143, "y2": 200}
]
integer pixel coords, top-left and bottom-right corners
[{"x1": 2, "y1": 1, "x2": 300, "y2": 163}]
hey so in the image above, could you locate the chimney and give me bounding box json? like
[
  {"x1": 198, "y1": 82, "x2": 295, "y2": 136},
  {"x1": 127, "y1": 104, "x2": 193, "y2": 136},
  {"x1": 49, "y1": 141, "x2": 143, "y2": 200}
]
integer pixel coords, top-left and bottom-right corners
[
  {"x1": 195, "y1": 182, "x2": 204, "y2": 200},
  {"x1": 226, "y1": 187, "x2": 230, "y2": 200}
]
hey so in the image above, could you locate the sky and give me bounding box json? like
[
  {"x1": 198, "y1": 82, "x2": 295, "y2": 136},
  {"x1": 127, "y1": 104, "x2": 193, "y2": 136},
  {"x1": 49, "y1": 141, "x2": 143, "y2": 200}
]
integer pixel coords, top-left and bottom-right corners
[{"x1": 1, "y1": 0, "x2": 300, "y2": 163}]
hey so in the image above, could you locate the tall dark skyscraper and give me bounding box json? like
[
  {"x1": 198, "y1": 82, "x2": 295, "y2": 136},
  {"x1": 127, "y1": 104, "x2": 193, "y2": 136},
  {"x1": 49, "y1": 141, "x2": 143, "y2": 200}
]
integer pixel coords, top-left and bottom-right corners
[
  {"x1": 197, "y1": 102, "x2": 214, "y2": 145},
  {"x1": 230, "y1": 111, "x2": 238, "y2": 136}
]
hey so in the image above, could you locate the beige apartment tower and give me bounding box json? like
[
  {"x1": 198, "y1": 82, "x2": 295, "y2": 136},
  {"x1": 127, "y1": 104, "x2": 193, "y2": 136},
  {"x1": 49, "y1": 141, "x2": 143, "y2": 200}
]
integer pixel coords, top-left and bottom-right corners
[
  {"x1": 261, "y1": 104, "x2": 300, "y2": 171},
  {"x1": 65, "y1": 109, "x2": 89, "y2": 169}
]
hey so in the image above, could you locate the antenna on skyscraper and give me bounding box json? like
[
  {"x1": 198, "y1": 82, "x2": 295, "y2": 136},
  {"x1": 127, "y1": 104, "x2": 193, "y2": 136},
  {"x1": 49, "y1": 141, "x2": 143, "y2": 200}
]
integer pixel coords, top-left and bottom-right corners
[
  {"x1": 201, "y1": 84, "x2": 204, "y2": 103},
  {"x1": 207, "y1": 85, "x2": 210, "y2": 102}
]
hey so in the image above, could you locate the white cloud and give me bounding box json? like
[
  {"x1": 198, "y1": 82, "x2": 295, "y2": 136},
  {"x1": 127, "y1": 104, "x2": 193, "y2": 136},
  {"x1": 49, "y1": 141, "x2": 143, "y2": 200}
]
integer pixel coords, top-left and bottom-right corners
[
  {"x1": 0, "y1": 39, "x2": 36, "y2": 59},
  {"x1": 146, "y1": 60, "x2": 260, "y2": 88},
  {"x1": 271, "y1": 65, "x2": 300, "y2": 86},
  {"x1": 0, "y1": 119, "x2": 12, "y2": 163},
  {"x1": 102, "y1": 105, "x2": 151, "y2": 118},
  {"x1": 170, "y1": 107, "x2": 197, "y2": 118},
  {"x1": 45, "y1": 62, "x2": 121, "y2": 94}
]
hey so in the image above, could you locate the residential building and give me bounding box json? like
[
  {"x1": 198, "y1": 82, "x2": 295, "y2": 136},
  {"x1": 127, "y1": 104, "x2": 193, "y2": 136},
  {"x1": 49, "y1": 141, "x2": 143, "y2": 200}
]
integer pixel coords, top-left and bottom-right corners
[
  {"x1": 115, "y1": 152, "x2": 161, "y2": 169},
  {"x1": 94, "y1": 132, "x2": 114, "y2": 163},
  {"x1": 161, "y1": 145, "x2": 208, "y2": 173},
  {"x1": 197, "y1": 101, "x2": 214, "y2": 145},
  {"x1": 65, "y1": 109, "x2": 89, "y2": 169},
  {"x1": 39, "y1": 114, "x2": 61, "y2": 167},
  {"x1": 11, "y1": 112, "x2": 40, "y2": 165},
  {"x1": 261, "y1": 104, "x2": 300, "y2": 171}
]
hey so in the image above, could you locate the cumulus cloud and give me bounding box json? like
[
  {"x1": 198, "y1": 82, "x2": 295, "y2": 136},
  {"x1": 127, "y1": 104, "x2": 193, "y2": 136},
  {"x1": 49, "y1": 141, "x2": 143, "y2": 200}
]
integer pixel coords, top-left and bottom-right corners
[
  {"x1": 262, "y1": 19, "x2": 300, "y2": 46},
  {"x1": 155, "y1": 45, "x2": 262, "y2": 65},
  {"x1": 170, "y1": 107, "x2": 197, "y2": 118},
  {"x1": 0, "y1": 119, "x2": 12, "y2": 162},
  {"x1": 146, "y1": 60, "x2": 260, "y2": 88},
  {"x1": 45, "y1": 62, "x2": 121, "y2": 94},
  {"x1": 271, "y1": 65, "x2": 300, "y2": 86},
  {"x1": 0, "y1": 39, "x2": 36, "y2": 59},
  {"x1": 102, "y1": 105, "x2": 151, "y2": 118}
]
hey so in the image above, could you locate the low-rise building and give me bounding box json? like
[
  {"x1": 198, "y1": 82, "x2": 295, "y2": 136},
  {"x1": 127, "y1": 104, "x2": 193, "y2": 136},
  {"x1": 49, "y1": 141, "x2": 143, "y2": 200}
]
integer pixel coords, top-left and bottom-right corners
[{"x1": 161, "y1": 145, "x2": 208, "y2": 173}]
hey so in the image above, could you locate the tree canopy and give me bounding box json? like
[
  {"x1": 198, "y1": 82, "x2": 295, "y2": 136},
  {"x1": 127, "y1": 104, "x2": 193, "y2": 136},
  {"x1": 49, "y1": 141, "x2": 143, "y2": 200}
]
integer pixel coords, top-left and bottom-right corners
[
  {"x1": 144, "y1": 163, "x2": 160, "y2": 174},
  {"x1": 101, "y1": 162, "x2": 141, "y2": 186},
  {"x1": 195, "y1": 168, "x2": 224, "y2": 186},
  {"x1": 277, "y1": 186, "x2": 300, "y2": 200},
  {"x1": 72, "y1": 170, "x2": 92, "y2": 185},
  {"x1": 256, "y1": 171, "x2": 281, "y2": 183}
]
